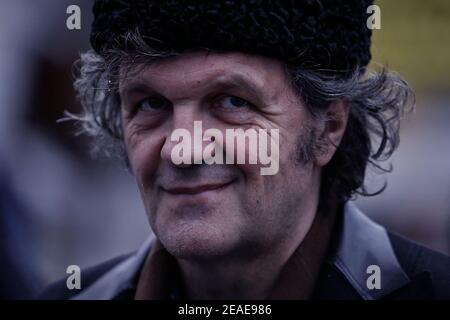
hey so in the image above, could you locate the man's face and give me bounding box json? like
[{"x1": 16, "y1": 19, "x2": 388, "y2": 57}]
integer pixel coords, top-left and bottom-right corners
[{"x1": 120, "y1": 51, "x2": 321, "y2": 261}]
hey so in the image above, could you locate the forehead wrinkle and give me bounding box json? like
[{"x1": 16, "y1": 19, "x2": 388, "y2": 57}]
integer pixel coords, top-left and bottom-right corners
[
  {"x1": 122, "y1": 65, "x2": 270, "y2": 103},
  {"x1": 120, "y1": 50, "x2": 285, "y2": 95}
]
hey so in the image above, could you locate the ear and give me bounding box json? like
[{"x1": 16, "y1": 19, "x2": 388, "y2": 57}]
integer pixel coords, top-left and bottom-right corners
[{"x1": 314, "y1": 100, "x2": 350, "y2": 167}]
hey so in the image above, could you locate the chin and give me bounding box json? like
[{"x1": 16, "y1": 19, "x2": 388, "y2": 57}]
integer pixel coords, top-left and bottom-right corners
[
  {"x1": 150, "y1": 199, "x2": 245, "y2": 259},
  {"x1": 156, "y1": 217, "x2": 240, "y2": 261}
]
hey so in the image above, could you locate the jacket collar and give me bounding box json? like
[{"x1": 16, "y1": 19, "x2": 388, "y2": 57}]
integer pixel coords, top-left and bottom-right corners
[
  {"x1": 71, "y1": 201, "x2": 411, "y2": 300},
  {"x1": 71, "y1": 235, "x2": 154, "y2": 300},
  {"x1": 328, "y1": 201, "x2": 410, "y2": 299}
]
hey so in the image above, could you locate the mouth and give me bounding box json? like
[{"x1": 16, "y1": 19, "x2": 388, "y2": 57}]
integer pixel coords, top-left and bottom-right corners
[{"x1": 161, "y1": 180, "x2": 234, "y2": 195}]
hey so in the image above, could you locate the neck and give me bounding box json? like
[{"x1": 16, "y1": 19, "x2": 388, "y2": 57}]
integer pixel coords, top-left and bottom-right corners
[{"x1": 177, "y1": 246, "x2": 288, "y2": 299}]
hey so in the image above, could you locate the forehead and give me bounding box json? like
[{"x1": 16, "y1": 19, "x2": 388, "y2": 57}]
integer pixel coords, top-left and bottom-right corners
[{"x1": 119, "y1": 51, "x2": 290, "y2": 96}]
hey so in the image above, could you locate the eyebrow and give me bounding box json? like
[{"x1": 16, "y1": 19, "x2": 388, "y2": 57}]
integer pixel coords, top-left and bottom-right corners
[
  {"x1": 120, "y1": 73, "x2": 265, "y2": 102},
  {"x1": 120, "y1": 79, "x2": 157, "y2": 99},
  {"x1": 207, "y1": 74, "x2": 263, "y2": 98}
]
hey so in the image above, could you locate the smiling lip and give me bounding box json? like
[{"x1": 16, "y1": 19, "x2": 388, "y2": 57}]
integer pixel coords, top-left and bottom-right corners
[{"x1": 161, "y1": 181, "x2": 233, "y2": 195}]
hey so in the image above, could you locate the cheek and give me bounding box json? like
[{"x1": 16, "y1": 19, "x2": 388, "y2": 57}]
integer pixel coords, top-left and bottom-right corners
[{"x1": 125, "y1": 129, "x2": 164, "y2": 188}]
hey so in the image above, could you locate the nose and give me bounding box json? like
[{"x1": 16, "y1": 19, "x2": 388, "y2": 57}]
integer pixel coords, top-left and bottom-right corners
[{"x1": 160, "y1": 105, "x2": 210, "y2": 166}]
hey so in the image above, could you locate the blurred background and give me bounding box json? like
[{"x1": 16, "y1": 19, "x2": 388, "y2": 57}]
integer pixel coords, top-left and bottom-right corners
[{"x1": 0, "y1": 0, "x2": 449, "y2": 298}]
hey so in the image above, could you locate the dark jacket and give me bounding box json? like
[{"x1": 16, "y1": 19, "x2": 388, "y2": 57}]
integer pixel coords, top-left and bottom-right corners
[{"x1": 40, "y1": 202, "x2": 450, "y2": 300}]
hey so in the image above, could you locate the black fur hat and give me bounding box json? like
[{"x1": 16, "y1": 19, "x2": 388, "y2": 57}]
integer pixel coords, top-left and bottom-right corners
[{"x1": 91, "y1": 0, "x2": 373, "y2": 76}]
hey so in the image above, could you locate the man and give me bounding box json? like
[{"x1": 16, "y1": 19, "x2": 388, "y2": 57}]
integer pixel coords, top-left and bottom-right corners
[{"x1": 42, "y1": 0, "x2": 450, "y2": 299}]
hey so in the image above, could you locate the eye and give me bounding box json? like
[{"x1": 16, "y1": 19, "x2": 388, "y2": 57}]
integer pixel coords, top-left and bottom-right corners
[
  {"x1": 137, "y1": 96, "x2": 171, "y2": 112},
  {"x1": 219, "y1": 96, "x2": 251, "y2": 109}
]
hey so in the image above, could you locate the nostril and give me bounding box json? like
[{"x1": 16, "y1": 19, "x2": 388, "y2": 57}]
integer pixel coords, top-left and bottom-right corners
[{"x1": 175, "y1": 161, "x2": 193, "y2": 168}]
